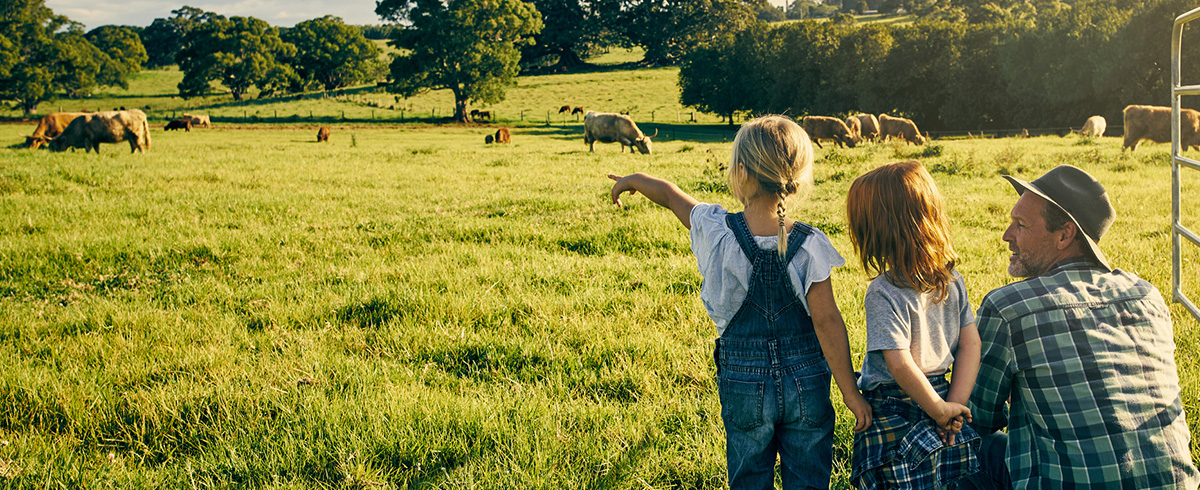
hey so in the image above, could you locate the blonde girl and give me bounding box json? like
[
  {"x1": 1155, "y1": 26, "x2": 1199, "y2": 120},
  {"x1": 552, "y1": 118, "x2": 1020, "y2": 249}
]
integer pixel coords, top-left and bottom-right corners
[
  {"x1": 609, "y1": 115, "x2": 870, "y2": 489},
  {"x1": 845, "y1": 160, "x2": 981, "y2": 489}
]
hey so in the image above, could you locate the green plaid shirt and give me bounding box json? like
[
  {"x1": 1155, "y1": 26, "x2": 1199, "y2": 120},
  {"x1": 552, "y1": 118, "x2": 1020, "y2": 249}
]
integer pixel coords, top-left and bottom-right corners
[{"x1": 969, "y1": 257, "x2": 1199, "y2": 489}]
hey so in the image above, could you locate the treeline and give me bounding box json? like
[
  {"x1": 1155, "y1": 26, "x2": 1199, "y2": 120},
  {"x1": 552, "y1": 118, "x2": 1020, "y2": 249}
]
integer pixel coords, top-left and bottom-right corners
[
  {"x1": 0, "y1": 2, "x2": 385, "y2": 113},
  {"x1": 0, "y1": 1, "x2": 148, "y2": 113},
  {"x1": 681, "y1": 0, "x2": 1200, "y2": 131}
]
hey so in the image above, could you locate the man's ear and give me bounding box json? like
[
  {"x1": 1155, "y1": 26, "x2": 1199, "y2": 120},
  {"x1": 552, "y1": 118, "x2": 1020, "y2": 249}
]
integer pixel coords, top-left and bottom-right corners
[{"x1": 1055, "y1": 221, "x2": 1079, "y2": 251}]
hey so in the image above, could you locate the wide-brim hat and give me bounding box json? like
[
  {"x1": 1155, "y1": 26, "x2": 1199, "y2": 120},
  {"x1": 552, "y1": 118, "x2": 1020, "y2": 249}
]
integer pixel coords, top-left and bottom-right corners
[{"x1": 1002, "y1": 165, "x2": 1115, "y2": 271}]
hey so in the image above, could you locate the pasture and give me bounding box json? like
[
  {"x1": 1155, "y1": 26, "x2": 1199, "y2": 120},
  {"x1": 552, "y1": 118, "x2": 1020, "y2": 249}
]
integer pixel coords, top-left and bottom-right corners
[{"x1": 1, "y1": 120, "x2": 1197, "y2": 487}]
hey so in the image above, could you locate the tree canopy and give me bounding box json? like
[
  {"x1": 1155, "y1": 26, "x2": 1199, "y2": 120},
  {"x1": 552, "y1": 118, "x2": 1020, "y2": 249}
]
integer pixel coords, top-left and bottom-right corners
[
  {"x1": 376, "y1": 0, "x2": 543, "y2": 123},
  {"x1": 176, "y1": 15, "x2": 298, "y2": 100},
  {"x1": 140, "y1": 6, "x2": 217, "y2": 69},
  {"x1": 0, "y1": 0, "x2": 139, "y2": 113},
  {"x1": 521, "y1": 0, "x2": 619, "y2": 70},
  {"x1": 282, "y1": 16, "x2": 382, "y2": 91}
]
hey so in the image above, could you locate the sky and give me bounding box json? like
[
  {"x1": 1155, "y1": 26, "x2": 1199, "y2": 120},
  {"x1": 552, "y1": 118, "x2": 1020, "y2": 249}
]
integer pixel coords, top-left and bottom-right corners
[
  {"x1": 45, "y1": 0, "x2": 789, "y2": 30},
  {"x1": 43, "y1": 0, "x2": 390, "y2": 29}
]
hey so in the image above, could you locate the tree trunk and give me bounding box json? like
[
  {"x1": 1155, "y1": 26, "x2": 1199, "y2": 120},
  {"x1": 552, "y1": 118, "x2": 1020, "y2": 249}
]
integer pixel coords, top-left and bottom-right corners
[{"x1": 452, "y1": 87, "x2": 471, "y2": 123}]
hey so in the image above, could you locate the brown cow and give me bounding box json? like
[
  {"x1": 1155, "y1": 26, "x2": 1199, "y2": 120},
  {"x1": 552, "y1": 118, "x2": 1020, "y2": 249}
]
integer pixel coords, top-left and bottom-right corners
[
  {"x1": 572, "y1": 106, "x2": 584, "y2": 115},
  {"x1": 584, "y1": 111, "x2": 656, "y2": 154},
  {"x1": 317, "y1": 126, "x2": 331, "y2": 142},
  {"x1": 494, "y1": 128, "x2": 511, "y2": 144},
  {"x1": 879, "y1": 114, "x2": 926, "y2": 145},
  {"x1": 853, "y1": 114, "x2": 881, "y2": 142},
  {"x1": 801, "y1": 116, "x2": 857, "y2": 149},
  {"x1": 48, "y1": 110, "x2": 151, "y2": 154},
  {"x1": 1123, "y1": 105, "x2": 1200, "y2": 151},
  {"x1": 559, "y1": 105, "x2": 571, "y2": 114},
  {"x1": 475, "y1": 110, "x2": 492, "y2": 121},
  {"x1": 25, "y1": 112, "x2": 88, "y2": 149},
  {"x1": 165, "y1": 119, "x2": 192, "y2": 131},
  {"x1": 844, "y1": 116, "x2": 862, "y2": 143}
]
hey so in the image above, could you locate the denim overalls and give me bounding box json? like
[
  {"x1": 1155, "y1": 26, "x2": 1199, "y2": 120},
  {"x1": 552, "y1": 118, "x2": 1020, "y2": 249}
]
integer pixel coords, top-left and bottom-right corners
[{"x1": 716, "y1": 213, "x2": 834, "y2": 490}]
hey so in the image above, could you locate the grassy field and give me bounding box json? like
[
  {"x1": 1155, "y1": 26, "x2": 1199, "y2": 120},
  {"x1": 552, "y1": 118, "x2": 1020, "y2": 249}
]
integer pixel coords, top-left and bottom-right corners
[{"x1": 1, "y1": 115, "x2": 1197, "y2": 488}]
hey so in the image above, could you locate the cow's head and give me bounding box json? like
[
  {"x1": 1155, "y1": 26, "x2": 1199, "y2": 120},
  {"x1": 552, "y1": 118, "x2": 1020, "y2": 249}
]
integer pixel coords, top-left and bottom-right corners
[
  {"x1": 25, "y1": 135, "x2": 51, "y2": 149},
  {"x1": 48, "y1": 136, "x2": 70, "y2": 152},
  {"x1": 635, "y1": 128, "x2": 658, "y2": 154}
]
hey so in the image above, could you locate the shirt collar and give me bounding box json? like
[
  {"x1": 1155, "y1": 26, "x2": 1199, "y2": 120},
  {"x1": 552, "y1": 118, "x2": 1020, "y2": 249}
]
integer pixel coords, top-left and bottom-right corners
[{"x1": 1043, "y1": 256, "x2": 1103, "y2": 276}]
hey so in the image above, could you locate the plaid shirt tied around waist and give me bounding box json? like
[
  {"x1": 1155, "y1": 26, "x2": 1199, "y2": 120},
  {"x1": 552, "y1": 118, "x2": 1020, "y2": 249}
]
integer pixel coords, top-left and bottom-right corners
[
  {"x1": 968, "y1": 257, "x2": 1199, "y2": 489},
  {"x1": 851, "y1": 375, "x2": 980, "y2": 489}
]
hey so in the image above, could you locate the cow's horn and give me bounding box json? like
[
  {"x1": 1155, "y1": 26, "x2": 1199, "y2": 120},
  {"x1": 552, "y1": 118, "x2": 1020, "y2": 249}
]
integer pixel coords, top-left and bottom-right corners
[{"x1": 651, "y1": 128, "x2": 658, "y2": 138}]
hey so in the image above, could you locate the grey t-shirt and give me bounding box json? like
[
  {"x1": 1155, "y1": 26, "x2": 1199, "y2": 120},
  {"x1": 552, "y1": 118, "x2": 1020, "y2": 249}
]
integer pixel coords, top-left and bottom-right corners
[{"x1": 857, "y1": 271, "x2": 975, "y2": 391}]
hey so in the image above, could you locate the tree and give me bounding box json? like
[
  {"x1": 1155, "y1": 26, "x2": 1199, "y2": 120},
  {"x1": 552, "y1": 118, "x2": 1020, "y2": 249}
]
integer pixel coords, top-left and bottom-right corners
[
  {"x1": 679, "y1": 24, "x2": 776, "y2": 125},
  {"x1": 521, "y1": 0, "x2": 619, "y2": 70},
  {"x1": 85, "y1": 25, "x2": 147, "y2": 76},
  {"x1": 283, "y1": 16, "x2": 382, "y2": 91},
  {"x1": 176, "y1": 15, "x2": 298, "y2": 100},
  {"x1": 618, "y1": 0, "x2": 759, "y2": 65},
  {"x1": 0, "y1": 0, "x2": 133, "y2": 113},
  {"x1": 53, "y1": 30, "x2": 124, "y2": 97},
  {"x1": 376, "y1": 0, "x2": 543, "y2": 123},
  {"x1": 140, "y1": 6, "x2": 216, "y2": 68}
]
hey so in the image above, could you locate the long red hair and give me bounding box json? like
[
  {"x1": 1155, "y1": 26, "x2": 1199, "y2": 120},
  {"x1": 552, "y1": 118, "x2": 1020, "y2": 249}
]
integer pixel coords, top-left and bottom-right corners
[{"x1": 846, "y1": 160, "x2": 957, "y2": 301}]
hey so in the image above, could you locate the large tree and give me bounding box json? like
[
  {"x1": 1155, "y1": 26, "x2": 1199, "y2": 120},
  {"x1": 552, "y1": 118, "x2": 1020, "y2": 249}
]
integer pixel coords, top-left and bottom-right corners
[
  {"x1": 618, "y1": 0, "x2": 760, "y2": 65},
  {"x1": 0, "y1": 0, "x2": 133, "y2": 113},
  {"x1": 521, "y1": 0, "x2": 618, "y2": 69},
  {"x1": 140, "y1": 6, "x2": 216, "y2": 69},
  {"x1": 376, "y1": 0, "x2": 543, "y2": 123},
  {"x1": 176, "y1": 15, "x2": 298, "y2": 100},
  {"x1": 85, "y1": 25, "x2": 148, "y2": 80},
  {"x1": 282, "y1": 16, "x2": 382, "y2": 91}
]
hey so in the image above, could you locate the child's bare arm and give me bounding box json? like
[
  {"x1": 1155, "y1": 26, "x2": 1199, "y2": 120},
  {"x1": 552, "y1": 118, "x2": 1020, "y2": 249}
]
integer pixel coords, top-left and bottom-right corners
[
  {"x1": 808, "y1": 278, "x2": 872, "y2": 433},
  {"x1": 946, "y1": 323, "x2": 981, "y2": 406},
  {"x1": 608, "y1": 173, "x2": 699, "y2": 229},
  {"x1": 883, "y1": 349, "x2": 971, "y2": 430}
]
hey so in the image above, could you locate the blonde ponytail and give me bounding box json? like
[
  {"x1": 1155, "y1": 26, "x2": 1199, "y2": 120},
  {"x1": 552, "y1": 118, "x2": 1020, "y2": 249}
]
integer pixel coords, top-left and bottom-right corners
[{"x1": 777, "y1": 197, "x2": 788, "y2": 259}]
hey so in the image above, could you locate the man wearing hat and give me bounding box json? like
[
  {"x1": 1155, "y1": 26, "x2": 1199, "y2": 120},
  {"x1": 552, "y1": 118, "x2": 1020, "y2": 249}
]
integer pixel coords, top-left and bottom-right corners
[{"x1": 963, "y1": 165, "x2": 1199, "y2": 489}]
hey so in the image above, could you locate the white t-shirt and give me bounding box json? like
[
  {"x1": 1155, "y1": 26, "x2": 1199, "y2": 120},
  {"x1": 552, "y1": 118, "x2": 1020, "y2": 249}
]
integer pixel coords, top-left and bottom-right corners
[{"x1": 689, "y1": 203, "x2": 845, "y2": 336}]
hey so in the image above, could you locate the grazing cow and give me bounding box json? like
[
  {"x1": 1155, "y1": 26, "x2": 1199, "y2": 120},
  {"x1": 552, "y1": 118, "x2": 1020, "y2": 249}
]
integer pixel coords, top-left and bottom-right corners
[
  {"x1": 801, "y1": 116, "x2": 857, "y2": 149},
  {"x1": 494, "y1": 128, "x2": 511, "y2": 144},
  {"x1": 878, "y1": 114, "x2": 926, "y2": 145},
  {"x1": 1123, "y1": 105, "x2": 1200, "y2": 151},
  {"x1": 25, "y1": 112, "x2": 88, "y2": 149},
  {"x1": 164, "y1": 119, "x2": 192, "y2": 131},
  {"x1": 853, "y1": 113, "x2": 881, "y2": 142},
  {"x1": 475, "y1": 110, "x2": 492, "y2": 121},
  {"x1": 1077, "y1": 115, "x2": 1107, "y2": 138},
  {"x1": 485, "y1": 134, "x2": 495, "y2": 144},
  {"x1": 584, "y1": 112, "x2": 656, "y2": 154},
  {"x1": 317, "y1": 126, "x2": 330, "y2": 142},
  {"x1": 844, "y1": 116, "x2": 862, "y2": 143},
  {"x1": 49, "y1": 109, "x2": 151, "y2": 154},
  {"x1": 572, "y1": 106, "x2": 584, "y2": 115},
  {"x1": 180, "y1": 113, "x2": 211, "y2": 128},
  {"x1": 559, "y1": 105, "x2": 571, "y2": 114},
  {"x1": 470, "y1": 109, "x2": 481, "y2": 118}
]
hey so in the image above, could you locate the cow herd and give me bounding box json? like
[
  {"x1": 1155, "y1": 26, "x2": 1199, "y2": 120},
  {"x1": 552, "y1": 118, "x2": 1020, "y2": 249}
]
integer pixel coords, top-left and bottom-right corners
[{"x1": 17, "y1": 104, "x2": 1198, "y2": 155}]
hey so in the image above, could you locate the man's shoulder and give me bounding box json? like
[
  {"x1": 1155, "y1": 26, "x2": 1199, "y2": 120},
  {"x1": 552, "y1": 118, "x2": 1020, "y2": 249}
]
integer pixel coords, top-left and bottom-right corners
[{"x1": 979, "y1": 268, "x2": 1160, "y2": 317}]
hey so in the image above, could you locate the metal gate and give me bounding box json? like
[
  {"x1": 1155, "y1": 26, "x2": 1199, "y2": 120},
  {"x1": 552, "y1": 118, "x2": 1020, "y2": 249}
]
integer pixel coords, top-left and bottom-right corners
[{"x1": 1172, "y1": 6, "x2": 1200, "y2": 322}]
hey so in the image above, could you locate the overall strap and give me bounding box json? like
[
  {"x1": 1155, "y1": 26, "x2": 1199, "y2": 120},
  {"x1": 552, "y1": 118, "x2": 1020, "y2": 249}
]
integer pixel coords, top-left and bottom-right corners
[
  {"x1": 783, "y1": 221, "x2": 815, "y2": 264},
  {"x1": 724, "y1": 212, "x2": 760, "y2": 261}
]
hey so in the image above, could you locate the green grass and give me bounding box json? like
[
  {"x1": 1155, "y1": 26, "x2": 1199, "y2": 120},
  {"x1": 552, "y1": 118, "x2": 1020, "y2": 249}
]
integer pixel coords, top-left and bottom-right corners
[{"x1": 1, "y1": 123, "x2": 1197, "y2": 487}]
